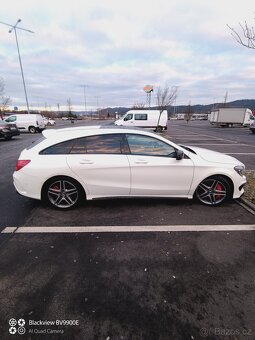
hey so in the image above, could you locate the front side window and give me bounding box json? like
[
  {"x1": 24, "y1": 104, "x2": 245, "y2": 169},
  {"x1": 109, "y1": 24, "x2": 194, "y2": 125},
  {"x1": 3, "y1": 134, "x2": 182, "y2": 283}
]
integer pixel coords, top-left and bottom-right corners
[
  {"x1": 134, "y1": 114, "x2": 147, "y2": 120},
  {"x1": 5, "y1": 116, "x2": 16, "y2": 123},
  {"x1": 126, "y1": 134, "x2": 176, "y2": 157},
  {"x1": 124, "y1": 114, "x2": 133, "y2": 121}
]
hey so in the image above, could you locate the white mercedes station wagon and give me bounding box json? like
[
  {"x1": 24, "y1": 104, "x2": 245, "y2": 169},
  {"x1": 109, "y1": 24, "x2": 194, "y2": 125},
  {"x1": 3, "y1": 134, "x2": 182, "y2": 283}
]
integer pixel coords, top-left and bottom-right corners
[{"x1": 13, "y1": 126, "x2": 246, "y2": 209}]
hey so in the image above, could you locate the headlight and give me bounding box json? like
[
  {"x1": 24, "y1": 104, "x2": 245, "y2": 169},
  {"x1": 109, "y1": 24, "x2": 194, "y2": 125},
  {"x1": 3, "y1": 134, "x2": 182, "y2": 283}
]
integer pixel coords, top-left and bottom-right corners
[{"x1": 234, "y1": 165, "x2": 245, "y2": 176}]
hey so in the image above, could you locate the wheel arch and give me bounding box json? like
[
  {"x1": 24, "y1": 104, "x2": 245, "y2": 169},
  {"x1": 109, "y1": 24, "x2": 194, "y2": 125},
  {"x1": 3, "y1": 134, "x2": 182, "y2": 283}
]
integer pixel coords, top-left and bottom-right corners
[
  {"x1": 194, "y1": 174, "x2": 234, "y2": 199},
  {"x1": 41, "y1": 175, "x2": 87, "y2": 200}
]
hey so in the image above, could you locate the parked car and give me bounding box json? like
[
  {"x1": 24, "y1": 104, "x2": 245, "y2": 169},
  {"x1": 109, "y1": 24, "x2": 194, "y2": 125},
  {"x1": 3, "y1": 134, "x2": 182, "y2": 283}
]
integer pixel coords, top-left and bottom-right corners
[
  {"x1": 13, "y1": 126, "x2": 246, "y2": 209},
  {"x1": 0, "y1": 120, "x2": 20, "y2": 140},
  {"x1": 43, "y1": 117, "x2": 56, "y2": 126},
  {"x1": 4, "y1": 114, "x2": 45, "y2": 133},
  {"x1": 250, "y1": 121, "x2": 255, "y2": 134}
]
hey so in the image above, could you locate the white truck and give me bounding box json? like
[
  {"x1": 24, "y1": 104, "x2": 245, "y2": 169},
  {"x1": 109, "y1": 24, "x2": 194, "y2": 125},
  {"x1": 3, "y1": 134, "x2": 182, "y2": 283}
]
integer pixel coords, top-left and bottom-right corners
[
  {"x1": 209, "y1": 108, "x2": 253, "y2": 127},
  {"x1": 4, "y1": 113, "x2": 45, "y2": 133},
  {"x1": 114, "y1": 110, "x2": 168, "y2": 131}
]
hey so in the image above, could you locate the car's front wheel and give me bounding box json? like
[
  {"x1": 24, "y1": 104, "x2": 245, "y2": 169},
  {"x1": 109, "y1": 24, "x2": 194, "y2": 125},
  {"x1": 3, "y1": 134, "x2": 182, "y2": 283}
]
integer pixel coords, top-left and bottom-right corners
[
  {"x1": 195, "y1": 176, "x2": 231, "y2": 206},
  {"x1": 42, "y1": 177, "x2": 84, "y2": 209}
]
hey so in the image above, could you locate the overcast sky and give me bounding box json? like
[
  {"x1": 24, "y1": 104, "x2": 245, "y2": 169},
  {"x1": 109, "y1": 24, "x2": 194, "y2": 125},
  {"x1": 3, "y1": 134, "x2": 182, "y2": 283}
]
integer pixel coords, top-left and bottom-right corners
[{"x1": 1, "y1": 0, "x2": 255, "y2": 111}]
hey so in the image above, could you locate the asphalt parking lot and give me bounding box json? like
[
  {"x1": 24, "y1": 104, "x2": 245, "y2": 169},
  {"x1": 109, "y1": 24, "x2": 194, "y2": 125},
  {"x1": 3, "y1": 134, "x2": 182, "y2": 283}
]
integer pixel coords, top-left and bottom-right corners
[{"x1": 0, "y1": 119, "x2": 255, "y2": 339}]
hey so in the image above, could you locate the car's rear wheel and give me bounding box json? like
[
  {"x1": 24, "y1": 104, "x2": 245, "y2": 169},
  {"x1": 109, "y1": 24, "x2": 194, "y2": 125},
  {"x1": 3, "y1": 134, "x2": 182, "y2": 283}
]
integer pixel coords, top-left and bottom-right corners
[
  {"x1": 42, "y1": 177, "x2": 84, "y2": 209},
  {"x1": 195, "y1": 176, "x2": 231, "y2": 206}
]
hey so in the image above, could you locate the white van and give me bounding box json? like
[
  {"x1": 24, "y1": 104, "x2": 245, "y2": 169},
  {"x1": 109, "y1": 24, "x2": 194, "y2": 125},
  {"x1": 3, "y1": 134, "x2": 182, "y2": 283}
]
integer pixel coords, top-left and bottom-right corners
[
  {"x1": 4, "y1": 114, "x2": 45, "y2": 133},
  {"x1": 114, "y1": 110, "x2": 168, "y2": 131}
]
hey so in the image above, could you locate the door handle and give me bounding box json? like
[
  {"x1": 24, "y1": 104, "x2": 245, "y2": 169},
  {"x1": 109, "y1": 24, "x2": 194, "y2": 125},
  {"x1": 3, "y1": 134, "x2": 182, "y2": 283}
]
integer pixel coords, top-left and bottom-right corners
[
  {"x1": 135, "y1": 160, "x2": 148, "y2": 164},
  {"x1": 79, "y1": 159, "x2": 94, "y2": 164}
]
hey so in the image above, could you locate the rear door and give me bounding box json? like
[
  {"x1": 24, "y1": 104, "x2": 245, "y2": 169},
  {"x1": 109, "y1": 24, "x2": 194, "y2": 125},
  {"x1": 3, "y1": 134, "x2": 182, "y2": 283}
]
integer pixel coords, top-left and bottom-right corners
[{"x1": 66, "y1": 133, "x2": 131, "y2": 197}]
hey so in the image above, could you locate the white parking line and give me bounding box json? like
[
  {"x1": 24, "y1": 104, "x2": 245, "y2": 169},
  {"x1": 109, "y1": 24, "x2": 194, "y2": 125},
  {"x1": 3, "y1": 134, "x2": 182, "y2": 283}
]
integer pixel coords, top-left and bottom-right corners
[
  {"x1": 225, "y1": 153, "x2": 255, "y2": 155},
  {"x1": 183, "y1": 143, "x2": 243, "y2": 146},
  {"x1": 1, "y1": 225, "x2": 255, "y2": 233}
]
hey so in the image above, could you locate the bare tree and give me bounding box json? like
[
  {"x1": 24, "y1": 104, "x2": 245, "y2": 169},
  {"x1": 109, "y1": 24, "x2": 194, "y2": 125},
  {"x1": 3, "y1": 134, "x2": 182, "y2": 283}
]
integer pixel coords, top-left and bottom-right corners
[
  {"x1": 0, "y1": 78, "x2": 11, "y2": 119},
  {"x1": 156, "y1": 85, "x2": 178, "y2": 132},
  {"x1": 184, "y1": 102, "x2": 193, "y2": 123},
  {"x1": 131, "y1": 102, "x2": 146, "y2": 109},
  {"x1": 227, "y1": 18, "x2": 255, "y2": 49}
]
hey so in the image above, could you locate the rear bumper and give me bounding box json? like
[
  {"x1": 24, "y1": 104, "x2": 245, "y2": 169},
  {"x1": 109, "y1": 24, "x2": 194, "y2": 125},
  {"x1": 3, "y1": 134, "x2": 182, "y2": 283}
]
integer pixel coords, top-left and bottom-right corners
[{"x1": 0, "y1": 130, "x2": 20, "y2": 138}]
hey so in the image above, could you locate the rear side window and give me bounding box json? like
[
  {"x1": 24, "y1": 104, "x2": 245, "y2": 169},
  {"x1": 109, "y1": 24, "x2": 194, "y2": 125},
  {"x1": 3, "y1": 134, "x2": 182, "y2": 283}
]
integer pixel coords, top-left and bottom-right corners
[
  {"x1": 40, "y1": 139, "x2": 75, "y2": 155},
  {"x1": 40, "y1": 134, "x2": 127, "y2": 155},
  {"x1": 72, "y1": 134, "x2": 124, "y2": 154},
  {"x1": 134, "y1": 114, "x2": 147, "y2": 120}
]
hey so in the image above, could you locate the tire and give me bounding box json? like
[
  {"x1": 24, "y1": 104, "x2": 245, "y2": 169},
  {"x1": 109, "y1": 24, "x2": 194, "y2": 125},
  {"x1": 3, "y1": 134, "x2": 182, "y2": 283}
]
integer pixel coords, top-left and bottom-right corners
[
  {"x1": 42, "y1": 177, "x2": 84, "y2": 209},
  {"x1": 195, "y1": 176, "x2": 231, "y2": 206},
  {"x1": 29, "y1": 126, "x2": 36, "y2": 134},
  {"x1": 155, "y1": 126, "x2": 163, "y2": 133},
  {"x1": 4, "y1": 136, "x2": 12, "y2": 140}
]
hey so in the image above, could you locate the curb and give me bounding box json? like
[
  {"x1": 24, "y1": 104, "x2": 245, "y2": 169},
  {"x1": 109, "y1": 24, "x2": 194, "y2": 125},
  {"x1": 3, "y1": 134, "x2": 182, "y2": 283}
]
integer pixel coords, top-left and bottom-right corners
[
  {"x1": 237, "y1": 198, "x2": 255, "y2": 215},
  {"x1": 240, "y1": 198, "x2": 255, "y2": 211}
]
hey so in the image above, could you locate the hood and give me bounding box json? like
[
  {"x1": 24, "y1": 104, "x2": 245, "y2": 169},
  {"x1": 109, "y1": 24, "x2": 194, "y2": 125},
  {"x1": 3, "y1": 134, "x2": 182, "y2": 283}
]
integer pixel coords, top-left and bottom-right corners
[{"x1": 184, "y1": 146, "x2": 243, "y2": 165}]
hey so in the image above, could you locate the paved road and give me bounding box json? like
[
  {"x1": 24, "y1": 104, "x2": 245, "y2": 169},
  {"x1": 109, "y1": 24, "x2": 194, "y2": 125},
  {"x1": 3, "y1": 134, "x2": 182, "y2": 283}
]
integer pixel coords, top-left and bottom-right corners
[
  {"x1": 165, "y1": 120, "x2": 255, "y2": 170},
  {"x1": 0, "y1": 119, "x2": 255, "y2": 339}
]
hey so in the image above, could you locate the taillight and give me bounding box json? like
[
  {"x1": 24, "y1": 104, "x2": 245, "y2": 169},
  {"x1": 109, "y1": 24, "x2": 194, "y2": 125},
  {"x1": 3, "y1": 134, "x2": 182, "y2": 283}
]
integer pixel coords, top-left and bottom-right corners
[{"x1": 15, "y1": 160, "x2": 31, "y2": 171}]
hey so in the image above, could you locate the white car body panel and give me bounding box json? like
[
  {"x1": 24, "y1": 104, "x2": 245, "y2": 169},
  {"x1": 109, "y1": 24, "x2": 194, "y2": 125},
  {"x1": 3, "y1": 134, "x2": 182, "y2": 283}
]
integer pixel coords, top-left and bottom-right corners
[
  {"x1": 66, "y1": 154, "x2": 131, "y2": 197},
  {"x1": 127, "y1": 155, "x2": 194, "y2": 196}
]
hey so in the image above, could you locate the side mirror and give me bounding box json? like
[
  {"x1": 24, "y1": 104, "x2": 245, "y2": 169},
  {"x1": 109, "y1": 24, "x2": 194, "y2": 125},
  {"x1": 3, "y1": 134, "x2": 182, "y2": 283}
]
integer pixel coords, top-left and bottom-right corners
[{"x1": 176, "y1": 150, "x2": 184, "y2": 160}]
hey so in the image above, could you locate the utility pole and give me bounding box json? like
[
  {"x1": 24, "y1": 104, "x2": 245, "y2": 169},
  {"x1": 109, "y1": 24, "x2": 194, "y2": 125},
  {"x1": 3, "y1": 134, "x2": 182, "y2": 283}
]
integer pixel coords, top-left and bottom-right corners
[{"x1": 0, "y1": 19, "x2": 34, "y2": 114}]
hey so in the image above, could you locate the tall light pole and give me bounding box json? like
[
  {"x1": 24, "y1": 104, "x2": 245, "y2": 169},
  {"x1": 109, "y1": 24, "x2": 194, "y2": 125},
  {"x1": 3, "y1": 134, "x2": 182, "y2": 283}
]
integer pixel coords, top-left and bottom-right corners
[
  {"x1": 0, "y1": 19, "x2": 34, "y2": 114},
  {"x1": 79, "y1": 84, "x2": 88, "y2": 117},
  {"x1": 173, "y1": 85, "x2": 180, "y2": 116}
]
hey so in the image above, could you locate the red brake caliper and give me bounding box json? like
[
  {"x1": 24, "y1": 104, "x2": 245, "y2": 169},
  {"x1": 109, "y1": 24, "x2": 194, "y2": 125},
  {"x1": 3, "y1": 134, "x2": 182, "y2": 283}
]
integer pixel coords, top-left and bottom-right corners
[{"x1": 215, "y1": 183, "x2": 223, "y2": 199}]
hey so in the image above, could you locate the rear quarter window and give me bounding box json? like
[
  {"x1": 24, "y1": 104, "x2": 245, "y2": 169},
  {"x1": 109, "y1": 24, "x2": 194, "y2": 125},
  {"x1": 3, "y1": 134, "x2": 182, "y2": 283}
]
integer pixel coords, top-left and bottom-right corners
[{"x1": 39, "y1": 139, "x2": 75, "y2": 154}]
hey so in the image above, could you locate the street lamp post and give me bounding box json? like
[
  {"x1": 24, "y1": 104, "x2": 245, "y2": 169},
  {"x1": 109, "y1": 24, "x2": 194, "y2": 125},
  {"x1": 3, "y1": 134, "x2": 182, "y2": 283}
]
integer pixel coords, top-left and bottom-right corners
[
  {"x1": 80, "y1": 84, "x2": 88, "y2": 117},
  {"x1": 0, "y1": 19, "x2": 34, "y2": 114}
]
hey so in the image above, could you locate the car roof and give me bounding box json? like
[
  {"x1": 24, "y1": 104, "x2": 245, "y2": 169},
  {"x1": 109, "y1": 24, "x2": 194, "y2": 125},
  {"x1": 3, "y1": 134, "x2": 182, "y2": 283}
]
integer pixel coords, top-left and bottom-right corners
[{"x1": 42, "y1": 125, "x2": 149, "y2": 139}]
